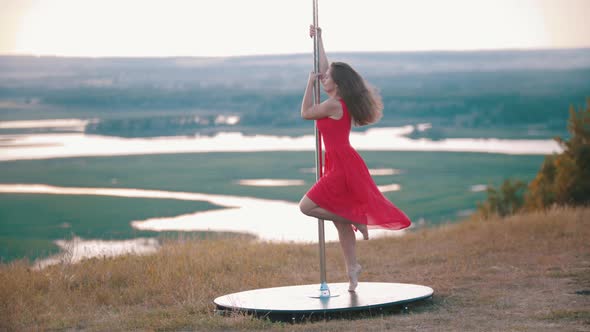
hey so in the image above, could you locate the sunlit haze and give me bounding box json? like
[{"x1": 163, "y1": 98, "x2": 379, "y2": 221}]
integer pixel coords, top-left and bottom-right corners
[{"x1": 1, "y1": 0, "x2": 589, "y2": 57}]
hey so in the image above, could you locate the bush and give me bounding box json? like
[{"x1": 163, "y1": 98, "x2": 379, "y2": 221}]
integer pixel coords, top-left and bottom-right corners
[
  {"x1": 525, "y1": 98, "x2": 590, "y2": 209},
  {"x1": 476, "y1": 179, "x2": 527, "y2": 219}
]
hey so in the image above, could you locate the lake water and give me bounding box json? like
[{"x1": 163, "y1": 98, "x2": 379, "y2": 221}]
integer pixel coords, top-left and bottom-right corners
[
  {"x1": 0, "y1": 183, "x2": 403, "y2": 268},
  {"x1": 0, "y1": 184, "x2": 405, "y2": 243},
  {"x1": 0, "y1": 119, "x2": 559, "y2": 267},
  {"x1": 0, "y1": 120, "x2": 561, "y2": 161}
]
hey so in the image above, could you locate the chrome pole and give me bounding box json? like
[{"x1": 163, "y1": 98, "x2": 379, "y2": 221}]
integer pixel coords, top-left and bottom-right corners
[{"x1": 313, "y1": 0, "x2": 329, "y2": 298}]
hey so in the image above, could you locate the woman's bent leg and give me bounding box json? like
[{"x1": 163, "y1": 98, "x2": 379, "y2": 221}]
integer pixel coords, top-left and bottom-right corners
[
  {"x1": 299, "y1": 195, "x2": 353, "y2": 224},
  {"x1": 299, "y1": 195, "x2": 369, "y2": 240}
]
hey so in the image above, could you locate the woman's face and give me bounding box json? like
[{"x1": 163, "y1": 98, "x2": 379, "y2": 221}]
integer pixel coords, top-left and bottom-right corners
[{"x1": 321, "y1": 67, "x2": 338, "y2": 95}]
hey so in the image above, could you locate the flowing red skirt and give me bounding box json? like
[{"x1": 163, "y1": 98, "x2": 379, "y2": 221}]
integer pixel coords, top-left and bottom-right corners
[{"x1": 306, "y1": 146, "x2": 411, "y2": 230}]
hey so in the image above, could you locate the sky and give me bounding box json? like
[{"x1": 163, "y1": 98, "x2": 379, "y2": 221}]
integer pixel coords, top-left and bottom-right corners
[{"x1": 0, "y1": 0, "x2": 589, "y2": 57}]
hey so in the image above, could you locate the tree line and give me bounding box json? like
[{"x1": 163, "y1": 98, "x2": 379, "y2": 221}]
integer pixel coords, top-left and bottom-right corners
[{"x1": 476, "y1": 98, "x2": 590, "y2": 218}]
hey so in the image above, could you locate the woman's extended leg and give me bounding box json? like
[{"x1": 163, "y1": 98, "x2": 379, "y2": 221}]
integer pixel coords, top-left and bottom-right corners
[
  {"x1": 332, "y1": 221, "x2": 357, "y2": 268},
  {"x1": 300, "y1": 195, "x2": 364, "y2": 291},
  {"x1": 332, "y1": 221, "x2": 362, "y2": 291},
  {"x1": 299, "y1": 195, "x2": 369, "y2": 240}
]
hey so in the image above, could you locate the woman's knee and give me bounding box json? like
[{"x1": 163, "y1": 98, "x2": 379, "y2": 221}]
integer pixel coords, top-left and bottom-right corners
[{"x1": 299, "y1": 196, "x2": 315, "y2": 216}]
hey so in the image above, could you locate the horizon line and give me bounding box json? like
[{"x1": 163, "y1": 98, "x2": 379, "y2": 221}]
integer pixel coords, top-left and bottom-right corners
[{"x1": 2, "y1": 46, "x2": 590, "y2": 60}]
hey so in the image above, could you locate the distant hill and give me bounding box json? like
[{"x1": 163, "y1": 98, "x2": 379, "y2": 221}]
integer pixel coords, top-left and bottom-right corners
[{"x1": 1, "y1": 49, "x2": 589, "y2": 139}]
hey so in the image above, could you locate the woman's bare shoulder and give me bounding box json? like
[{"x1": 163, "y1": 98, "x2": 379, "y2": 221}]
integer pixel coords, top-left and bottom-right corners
[
  {"x1": 326, "y1": 98, "x2": 343, "y2": 119},
  {"x1": 325, "y1": 97, "x2": 342, "y2": 108}
]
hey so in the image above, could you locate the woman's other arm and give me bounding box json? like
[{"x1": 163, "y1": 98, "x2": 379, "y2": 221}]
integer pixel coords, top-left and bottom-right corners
[{"x1": 301, "y1": 72, "x2": 339, "y2": 120}]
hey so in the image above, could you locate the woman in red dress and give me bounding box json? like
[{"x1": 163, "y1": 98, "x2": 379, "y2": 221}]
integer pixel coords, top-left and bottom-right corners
[{"x1": 299, "y1": 26, "x2": 411, "y2": 291}]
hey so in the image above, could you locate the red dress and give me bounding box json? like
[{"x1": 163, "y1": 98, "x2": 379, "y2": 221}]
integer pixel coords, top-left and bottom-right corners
[{"x1": 306, "y1": 100, "x2": 411, "y2": 230}]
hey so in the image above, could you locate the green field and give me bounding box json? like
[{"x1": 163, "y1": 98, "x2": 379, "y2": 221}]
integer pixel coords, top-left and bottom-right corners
[{"x1": 0, "y1": 151, "x2": 545, "y2": 262}]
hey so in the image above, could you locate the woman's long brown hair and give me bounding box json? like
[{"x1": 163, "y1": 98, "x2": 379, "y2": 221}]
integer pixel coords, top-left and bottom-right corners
[{"x1": 331, "y1": 62, "x2": 383, "y2": 126}]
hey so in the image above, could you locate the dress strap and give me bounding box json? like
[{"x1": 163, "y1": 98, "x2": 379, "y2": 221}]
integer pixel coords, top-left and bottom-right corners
[{"x1": 338, "y1": 99, "x2": 351, "y2": 123}]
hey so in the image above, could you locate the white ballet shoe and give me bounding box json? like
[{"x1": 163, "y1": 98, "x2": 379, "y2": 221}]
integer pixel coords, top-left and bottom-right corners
[{"x1": 348, "y1": 264, "x2": 362, "y2": 292}]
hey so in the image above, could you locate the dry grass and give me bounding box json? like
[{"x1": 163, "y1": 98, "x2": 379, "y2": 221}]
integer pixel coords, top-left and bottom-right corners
[{"x1": 1, "y1": 206, "x2": 589, "y2": 331}]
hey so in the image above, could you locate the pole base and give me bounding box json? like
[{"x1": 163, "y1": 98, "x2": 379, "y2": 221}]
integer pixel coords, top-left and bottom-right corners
[
  {"x1": 214, "y1": 282, "x2": 434, "y2": 322},
  {"x1": 308, "y1": 282, "x2": 340, "y2": 298}
]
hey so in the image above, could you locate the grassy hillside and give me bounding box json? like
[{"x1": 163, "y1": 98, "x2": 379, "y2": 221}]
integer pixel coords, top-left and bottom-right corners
[{"x1": 1, "y1": 206, "x2": 588, "y2": 331}]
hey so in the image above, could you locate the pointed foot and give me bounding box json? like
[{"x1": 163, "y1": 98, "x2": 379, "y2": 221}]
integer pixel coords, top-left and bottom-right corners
[{"x1": 348, "y1": 264, "x2": 362, "y2": 292}]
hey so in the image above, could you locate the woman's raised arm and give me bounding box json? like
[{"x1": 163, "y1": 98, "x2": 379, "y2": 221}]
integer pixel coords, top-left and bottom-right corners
[{"x1": 310, "y1": 25, "x2": 329, "y2": 75}]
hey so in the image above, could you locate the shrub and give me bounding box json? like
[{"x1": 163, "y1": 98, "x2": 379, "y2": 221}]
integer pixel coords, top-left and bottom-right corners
[
  {"x1": 525, "y1": 98, "x2": 590, "y2": 209},
  {"x1": 476, "y1": 179, "x2": 527, "y2": 219}
]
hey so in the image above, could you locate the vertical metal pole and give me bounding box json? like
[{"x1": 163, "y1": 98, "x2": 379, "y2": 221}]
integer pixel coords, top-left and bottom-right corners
[{"x1": 313, "y1": 0, "x2": 329, "y2": 297}]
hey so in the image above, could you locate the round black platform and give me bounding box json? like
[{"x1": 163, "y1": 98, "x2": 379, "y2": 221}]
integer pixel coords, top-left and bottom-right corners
[{"x1": 214, "y1": 282, "x2": 433, "y2": 321}]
